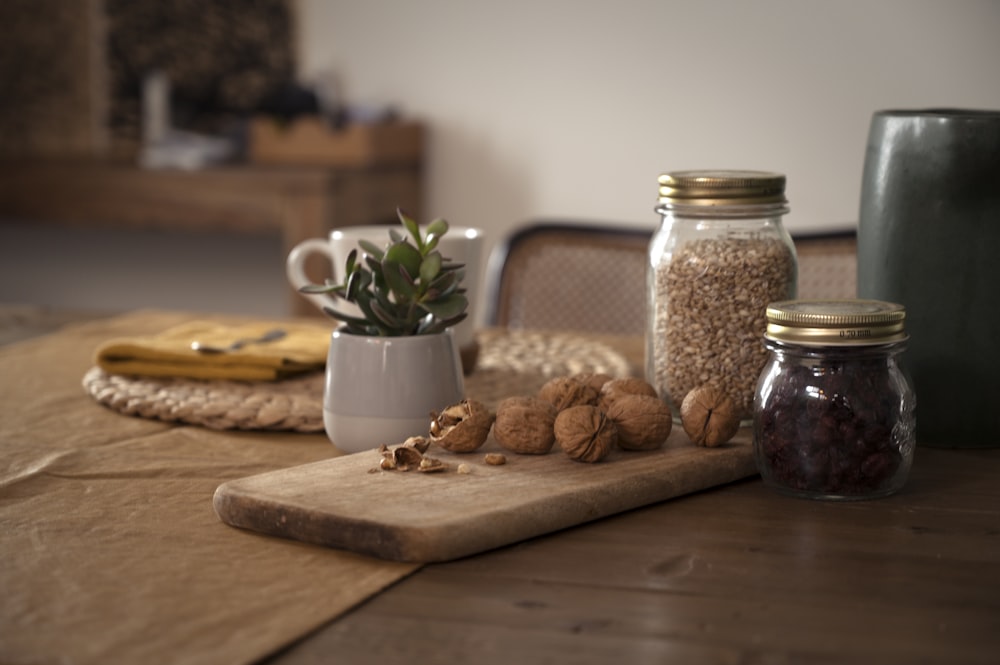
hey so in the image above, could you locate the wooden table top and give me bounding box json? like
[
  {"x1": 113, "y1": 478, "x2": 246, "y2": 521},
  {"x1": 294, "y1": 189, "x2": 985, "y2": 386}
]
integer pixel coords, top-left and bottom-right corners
[
  {"x1": 4, "y1": 306, "x2": 999, "y2": 664},
  {"x1": 263, "y1": 443, "x2": 999, "y2": 664}
]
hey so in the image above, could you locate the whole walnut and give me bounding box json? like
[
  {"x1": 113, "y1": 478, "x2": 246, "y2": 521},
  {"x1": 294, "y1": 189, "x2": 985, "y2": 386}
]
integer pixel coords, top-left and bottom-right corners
[
  {"x1": 537, "y1": 376, "x2": 598, "y2": 412},
  {"x1": 554, "y1": 405, "x2": 617, "y2": 463},
  {"x1": 680, "y1": 385, "x2": 740, "y2": 447},
  {"x1": 570, "y1": 372, "x2": 614, "y2": 394},
  {"x1": 606, "y1": 394, "x2": 672, "y2": 451},
  {"x1": 493, "y1": 396, "x2": 557, "y2": 454},
  {"x1": 598, "y1": 376, "x2": 659, "y2": 412},
  {"x1": 429, "y1": 399, "x2": 495, "y2": 452}
]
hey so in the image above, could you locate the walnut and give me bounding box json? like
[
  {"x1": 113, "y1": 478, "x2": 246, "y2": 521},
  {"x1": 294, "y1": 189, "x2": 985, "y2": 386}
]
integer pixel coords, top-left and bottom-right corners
[
  {"x1": 429, "y1": 399, "x2": 494, "y2": 452},
  {"x1": 569, "y1": 372, "x2": 614, "y2": 394},
  {"x1": 554, "y1": 405, "x2": 617, "y2": 463},
  {"x1": 537, "y1": 376, "x2": 598, "y2": 412},
  {"x1": 605, "y1": 393, "x2": 673, "y2": 451},
  {"x1": 680, "y1": 385, "x2": 740, "y2": 447},
  {"x1": 598, "y1": 376, "x2": 659, "y2": 412},
  {"x1": 493, "y1": 396, "x2": 557, "y2": 454}
]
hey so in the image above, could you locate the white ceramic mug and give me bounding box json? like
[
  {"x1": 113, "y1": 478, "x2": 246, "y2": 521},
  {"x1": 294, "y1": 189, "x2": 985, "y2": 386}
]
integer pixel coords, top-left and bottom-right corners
[{"x1": 286, "y1": 224, "x2": 484, "y2": 359}]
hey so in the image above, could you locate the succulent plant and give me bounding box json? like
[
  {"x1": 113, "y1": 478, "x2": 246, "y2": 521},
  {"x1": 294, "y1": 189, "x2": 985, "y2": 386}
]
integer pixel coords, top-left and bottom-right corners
[{"x1": 300, "y1": 208, "x2": 469, "y2": 336}]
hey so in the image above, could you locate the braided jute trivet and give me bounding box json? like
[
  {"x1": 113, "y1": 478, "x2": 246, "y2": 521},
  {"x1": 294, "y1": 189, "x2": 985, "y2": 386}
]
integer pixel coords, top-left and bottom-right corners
[{"x1": 82, "y1": 330, "x2": 634, "y2": 432}]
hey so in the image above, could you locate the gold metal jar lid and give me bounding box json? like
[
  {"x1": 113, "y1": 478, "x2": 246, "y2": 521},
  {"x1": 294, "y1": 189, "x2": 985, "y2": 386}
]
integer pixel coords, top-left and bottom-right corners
[
  {"x1": 658, "y1": 169, "x2": 788, "y2": 206},
  {"x1": 765, "y1": 299, "x2": 908, "y2": 347}
]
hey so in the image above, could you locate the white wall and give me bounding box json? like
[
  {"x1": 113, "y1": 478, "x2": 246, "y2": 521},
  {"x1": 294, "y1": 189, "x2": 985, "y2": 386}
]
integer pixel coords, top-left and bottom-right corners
[{"x1": 296, "y1": 0, "x2": 1000, "y2": 249}]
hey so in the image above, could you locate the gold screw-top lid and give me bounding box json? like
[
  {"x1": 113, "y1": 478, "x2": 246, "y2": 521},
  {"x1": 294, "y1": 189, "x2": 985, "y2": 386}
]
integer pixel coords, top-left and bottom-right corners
[
  {"x1": 658, "y1": 169, "x2": 787, "y2": 206},
  {"x1": 765, "y1": 299, "x2": 908, "y2": 347}
]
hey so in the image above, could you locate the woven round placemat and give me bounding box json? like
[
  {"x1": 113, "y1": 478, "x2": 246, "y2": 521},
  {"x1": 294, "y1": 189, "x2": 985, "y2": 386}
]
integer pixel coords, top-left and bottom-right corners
[{"x1": 82, "y1": 330, "x2": 634, "y2": 432}]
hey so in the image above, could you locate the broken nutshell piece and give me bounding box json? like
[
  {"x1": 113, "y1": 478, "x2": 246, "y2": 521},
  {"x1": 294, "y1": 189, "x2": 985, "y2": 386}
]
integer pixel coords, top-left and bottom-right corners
[
  {"x1": 554, "y1": 404, "x2": 617, "y2": 463},
  {"x1": 417, "y1": 457, "x2": 449, "y2": 473},
  {"x1": 429, "y1": 399, "x2": 495, "y2": 452},
  {"x1": 680, "y1": 384, "x2": 740, "y2": 447},
  {"x1": 402, "y1": 435, "x2": 431, "y2": 454},
  {"x1": 484, "y1": 452, "x2": 507, "y2": 466},
  {"x1": 377, "y1": 440, "x2": 445, "y2": 473},
  {"x1": 390, "y1": 444, "x2": 425, "y2": 471}
]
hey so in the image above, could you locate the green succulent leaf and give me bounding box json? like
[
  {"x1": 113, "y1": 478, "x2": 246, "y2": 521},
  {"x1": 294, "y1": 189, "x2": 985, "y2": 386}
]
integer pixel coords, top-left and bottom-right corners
[
  {"x1": 317, "y1": 208, "x2": 468, "y2": 335},
  {"x1": 421, "y1": 293, "x2": 468, "y2": 320},
  {"x1": 369, "y1": 298, "x2": 400, "y2": 329},
  {"x1": 345, "y1": 267, "x2": 372, "y2": 301},
  {"x1": 385, "y1": 241, "x2": 423, "y2": 278},
  {"x1": 397, "y1": 209, "x2": 421, "y2": 248},
  {"x1": 358, "y1": 240, "x2": 385, "y2": 262},
  {"x1": 345, "y1": 248, "x2": 359, "y2": 274},
  {"x1": 419, "y1": 251, "x2": 442, "y2": 284},
  {"x1": 383, "y1": 261, "x2": 417, "y2": 301},
  {"x1": 321, "y1": 306, "x2": 371, "y2": 328},
  {"x1": 299, "y1": 282, "x2": 341, "y2": 295},
  {"x1": 424, "y1": 218, "x2": 449, "y2": 252},
  {"x1": 428, "y1": 270, "x2": 458, "y2": 294},
  {"x1": 426, "y1": 218, "x2": 449, "y2": 239}
]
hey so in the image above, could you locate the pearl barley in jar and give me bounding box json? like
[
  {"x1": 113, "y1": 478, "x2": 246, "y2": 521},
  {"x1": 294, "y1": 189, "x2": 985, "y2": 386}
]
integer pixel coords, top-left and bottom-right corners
[{"x1": 646, "y1": 170, "x2": 797, "y2": 423}]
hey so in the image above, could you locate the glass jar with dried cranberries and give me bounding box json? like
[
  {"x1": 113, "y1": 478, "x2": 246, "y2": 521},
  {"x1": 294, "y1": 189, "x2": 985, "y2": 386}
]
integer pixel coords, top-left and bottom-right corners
[{"x1": 753, "y1": 299, "x2": 916, "y2": 500}]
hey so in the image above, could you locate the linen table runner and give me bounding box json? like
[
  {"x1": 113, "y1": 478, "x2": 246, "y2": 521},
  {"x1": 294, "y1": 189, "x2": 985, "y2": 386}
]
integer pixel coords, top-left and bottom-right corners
[{"x1": 0, "y1": 311, "x2": 418, "y2": 665}]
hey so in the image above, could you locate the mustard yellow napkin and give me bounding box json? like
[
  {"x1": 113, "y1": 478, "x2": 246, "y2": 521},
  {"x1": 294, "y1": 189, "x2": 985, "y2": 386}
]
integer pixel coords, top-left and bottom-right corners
[{"x1": 95, "y1": 320, "x2": 331, "y2": 381}]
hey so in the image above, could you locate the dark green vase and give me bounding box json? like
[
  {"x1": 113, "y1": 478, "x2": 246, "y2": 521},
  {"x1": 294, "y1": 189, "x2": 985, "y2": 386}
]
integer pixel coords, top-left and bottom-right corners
[{"x1": 857, "y1": 109, "x2": 1000, "y2": 447}]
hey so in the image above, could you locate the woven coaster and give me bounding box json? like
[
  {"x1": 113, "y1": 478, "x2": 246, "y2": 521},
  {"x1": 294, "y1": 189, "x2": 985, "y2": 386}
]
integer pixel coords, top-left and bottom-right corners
[{"x1": 82, "y1": 330, "x2": 634, "y2": 432}]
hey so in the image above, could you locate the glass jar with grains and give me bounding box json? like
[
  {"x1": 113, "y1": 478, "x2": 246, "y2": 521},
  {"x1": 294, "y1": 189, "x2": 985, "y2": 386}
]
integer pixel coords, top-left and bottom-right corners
[
  {"x1": 753, "y1": 299, "x2": 916, "y2": 500},
  {"x1": 647, "y1": 170, "x2": 797, "y2": 424}
]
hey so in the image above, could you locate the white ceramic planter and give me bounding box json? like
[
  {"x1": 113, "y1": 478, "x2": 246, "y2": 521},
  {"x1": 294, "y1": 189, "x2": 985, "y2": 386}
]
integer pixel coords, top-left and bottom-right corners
[{"x1": 323, "y1": 328, "x2": 465, "y2": 454}]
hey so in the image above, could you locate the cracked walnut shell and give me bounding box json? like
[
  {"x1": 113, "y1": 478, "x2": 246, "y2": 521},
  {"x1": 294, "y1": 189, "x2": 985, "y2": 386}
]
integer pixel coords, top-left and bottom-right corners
[
  {"x1": 429, "y1": 399, "x2": 495, "y2": 452},
  {"x1": 554, "y1": 405, "x2": 617, "y2": 463},
  {"x1": 606, "y1": 393, "x2": 672, "y2": 451},
  {"x1": 493, "y1": 396, "x2": 557, "y2": 454}
]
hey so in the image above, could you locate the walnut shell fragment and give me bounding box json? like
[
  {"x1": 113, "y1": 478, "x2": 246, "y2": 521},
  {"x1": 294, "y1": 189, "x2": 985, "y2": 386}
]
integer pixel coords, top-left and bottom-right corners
[
  {"x1": 680, "y1": 385, "x2": 740, "y2": 447},
  {"x1": 606, "y1": 394, "x2": 672, "y2": 451},
  {"x1": 417, "y1": 457, "x2": 449, "y2": 473},
  {"x1": 537, "y1": 376, "x2": 598, "y2": 412},
  {"x1": 402, "y1": 435, "x2": 431, "y2": 454},
  {"x1": 554, "y1": 405, "x2": 617, "y2": 463},
  {"x1": 493, "y1": 396, "x2": 557, "y2": 454},
  {"x1": 429, "y1": 399, "x2": 495, "y2": 452},
  {"x1": 377, "y1": 443, "x2": 449, "y2": 473},
  {"x1": 379, "y1": 443, "x2": 425, "y2": 471},
  {"x1": 484, "y1": 453, "x2": 507, "y2": 466}
]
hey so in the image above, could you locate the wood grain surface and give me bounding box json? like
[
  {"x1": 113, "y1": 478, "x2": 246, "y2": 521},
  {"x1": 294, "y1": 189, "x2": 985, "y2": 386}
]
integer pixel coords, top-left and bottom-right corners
[
  {"x1": 214, "y1": 430, "x2": 756, "y2": 562},
  {"x1": 266, "y1": 445, "x2": 1000, "y2": 665}
]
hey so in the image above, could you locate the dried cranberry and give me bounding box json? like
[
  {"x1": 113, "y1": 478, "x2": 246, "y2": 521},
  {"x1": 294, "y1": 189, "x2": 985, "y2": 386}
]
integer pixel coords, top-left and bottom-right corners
[{"x1": 753, "y1": 347, "x2": 913, "y2": 499}]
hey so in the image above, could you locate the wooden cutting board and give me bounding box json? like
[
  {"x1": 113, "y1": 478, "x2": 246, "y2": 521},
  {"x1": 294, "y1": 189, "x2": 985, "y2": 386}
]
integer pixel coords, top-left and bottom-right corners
[{"x1": 213, "y1": 430, "x2": 757, "y2": 562}]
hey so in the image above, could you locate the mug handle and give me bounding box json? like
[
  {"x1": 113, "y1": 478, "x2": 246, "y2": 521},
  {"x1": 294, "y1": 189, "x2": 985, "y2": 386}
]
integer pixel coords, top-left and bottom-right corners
[{"x1": 286, "y1": 237, "x2": 337, "y2": 313}]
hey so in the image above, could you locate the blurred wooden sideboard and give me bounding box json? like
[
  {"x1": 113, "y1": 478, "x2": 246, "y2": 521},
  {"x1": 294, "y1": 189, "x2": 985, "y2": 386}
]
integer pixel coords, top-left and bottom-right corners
[{"x1": 0, "y1": 160, "x2": 421, "y2": 316}]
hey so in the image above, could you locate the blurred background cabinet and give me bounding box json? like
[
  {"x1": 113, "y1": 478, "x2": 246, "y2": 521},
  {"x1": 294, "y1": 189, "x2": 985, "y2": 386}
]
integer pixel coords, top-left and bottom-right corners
[{"x1": 0, "y1": 159, "x2": 422, "y2": 316}]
